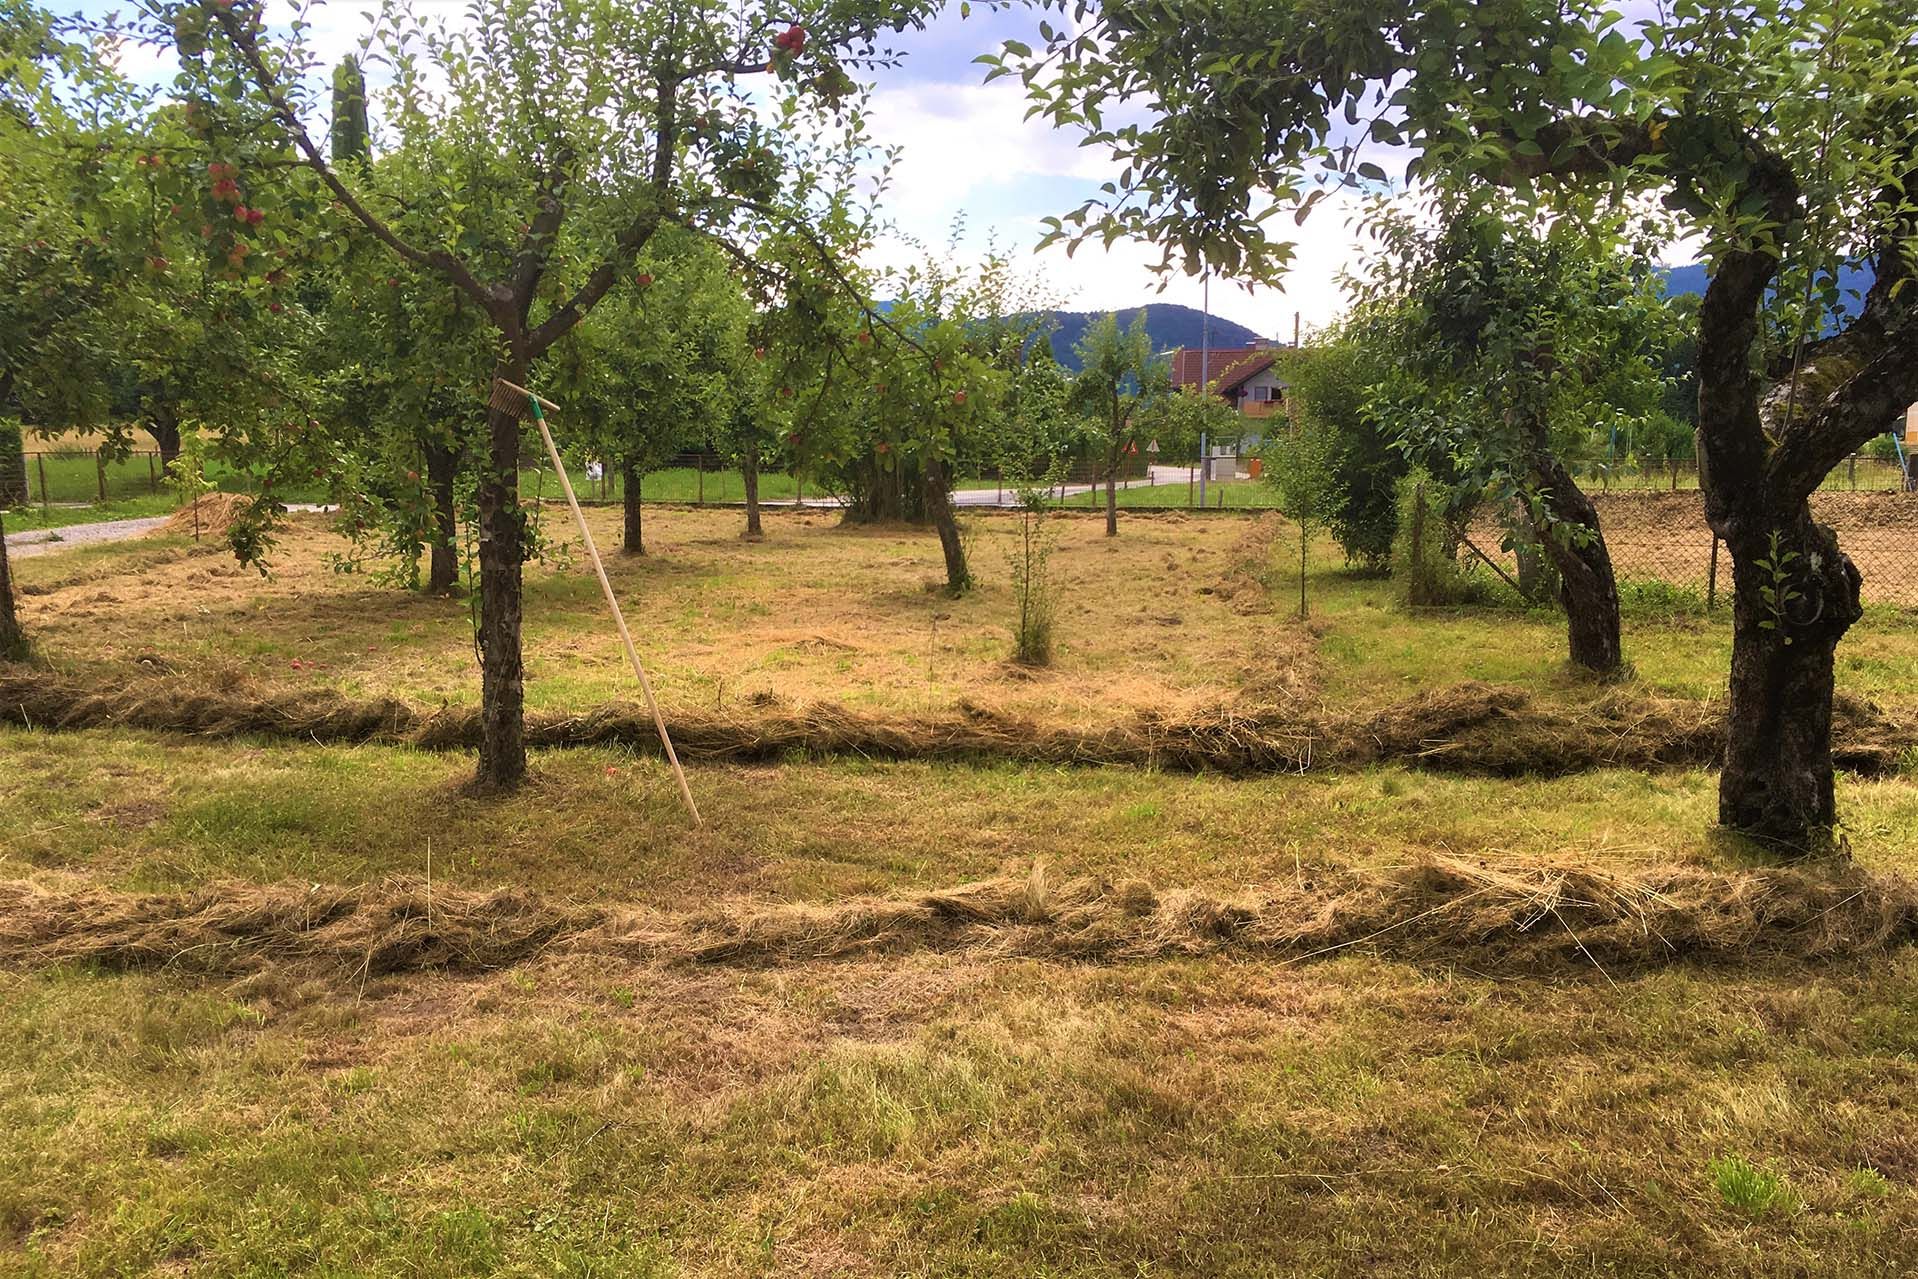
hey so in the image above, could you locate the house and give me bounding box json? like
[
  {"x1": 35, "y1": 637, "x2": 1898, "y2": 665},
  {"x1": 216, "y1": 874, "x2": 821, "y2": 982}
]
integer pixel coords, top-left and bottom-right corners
[{"x1": 1168, "y1": 341, "x2": 1290, "y2": 419}]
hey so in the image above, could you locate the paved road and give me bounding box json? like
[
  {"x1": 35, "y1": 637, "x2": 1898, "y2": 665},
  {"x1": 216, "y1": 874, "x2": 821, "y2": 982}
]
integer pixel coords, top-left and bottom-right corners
[{"x1": 5, "y1": 474, "x2": 1229, "y2": 559}]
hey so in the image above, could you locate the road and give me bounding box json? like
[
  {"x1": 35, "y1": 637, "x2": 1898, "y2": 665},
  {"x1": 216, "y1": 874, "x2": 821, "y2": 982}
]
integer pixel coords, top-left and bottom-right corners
[
  {"x1": 7, "y1": 516, "x2": 172, "y2": 558},
  {"x1": 6, "y1": 503, "x2": 336, "y2": 558},
  {"x1": 4, "y1": 473, "x2": 1225, "y2": 559}
]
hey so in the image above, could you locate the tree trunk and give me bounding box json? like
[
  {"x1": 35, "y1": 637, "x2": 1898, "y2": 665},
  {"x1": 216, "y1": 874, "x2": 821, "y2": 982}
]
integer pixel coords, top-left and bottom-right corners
[
  {"x1": 923, "y1": 456, "x2": 970, "y2": 592},
  {"x1": 1529, "y1": 455, "x2": 1622, "y2": 675},
  {"x1": 1105, "y1": 467, "x2": 1118, "y2": 537},
  {"x1": 1717, "y1": 513, "x2": 1857, "y2": 848},
  {"x1": 147, "y1": 403, "x2": 182, "y2": 471},
  {"x1": 741, "y1": 444, "x2": 763, "y2": 540},
  {"x1": 424, "y1": 437, "x2": 460, "y2": 593},
  {"x1": 473, "y1": 354, "x2": 528, "y2": 793},
  {"x1": 1688, "y1": 209, "x2": 1909, "y2": 850},
  {"x1": 0, "y1": 510, "x2": 22, "y2": 660},
  {"x1": 621, "y1": 459, "x2": 644, "y2": 555}
]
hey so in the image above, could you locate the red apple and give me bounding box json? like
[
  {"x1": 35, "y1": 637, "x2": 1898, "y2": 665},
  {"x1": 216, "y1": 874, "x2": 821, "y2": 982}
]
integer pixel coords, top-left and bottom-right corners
[{"x1": 635, "y1": 272, "x2": 654, "y2": 288}]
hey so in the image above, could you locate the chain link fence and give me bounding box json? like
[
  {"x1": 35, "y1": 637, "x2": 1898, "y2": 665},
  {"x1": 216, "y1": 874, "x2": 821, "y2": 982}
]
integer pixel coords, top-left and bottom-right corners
[
  {"x1": 1567, "y1": 453, "x2": 1913, "y2": 494},
  {"x1": 1469, "y1": 490, "x2": 1918, "y2": 608}
]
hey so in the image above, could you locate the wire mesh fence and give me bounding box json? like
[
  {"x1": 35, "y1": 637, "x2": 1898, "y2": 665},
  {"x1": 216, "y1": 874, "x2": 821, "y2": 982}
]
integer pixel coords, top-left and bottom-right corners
[
  {"x1": 1567, "y1": 453, "x2": 1913, "y2": 493},
  {"x1": 1468, "y1": 490, "x2": 1918, "y2": 608},
  {"x1": 10, "y1": 450, "x2": 168, "y2": 508}
]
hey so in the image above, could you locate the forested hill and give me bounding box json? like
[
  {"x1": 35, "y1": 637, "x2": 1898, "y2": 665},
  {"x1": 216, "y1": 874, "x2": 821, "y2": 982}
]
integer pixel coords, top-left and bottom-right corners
[
  {"x1": 1661, "y1": 262, "x2": 1876, "y2": 325},
  {"x1": 1034, "y1": 306, "x2": 1266, "y2": 369}
]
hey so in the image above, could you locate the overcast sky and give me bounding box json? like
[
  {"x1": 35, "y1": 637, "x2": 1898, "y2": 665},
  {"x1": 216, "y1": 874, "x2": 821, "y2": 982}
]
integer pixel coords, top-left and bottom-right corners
[
  {"x1": 845, "y1": 4, "x2": 1368, "y2": 338},
  {"x1": 80, "y1": 0, "x2": 1375, "y2": 340}
]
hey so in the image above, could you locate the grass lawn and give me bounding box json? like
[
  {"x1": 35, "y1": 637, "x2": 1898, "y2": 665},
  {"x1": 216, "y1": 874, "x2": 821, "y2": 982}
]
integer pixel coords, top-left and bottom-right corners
[{"x1": 4, "y1": 503, "x2": 1917, "y2": 1276}]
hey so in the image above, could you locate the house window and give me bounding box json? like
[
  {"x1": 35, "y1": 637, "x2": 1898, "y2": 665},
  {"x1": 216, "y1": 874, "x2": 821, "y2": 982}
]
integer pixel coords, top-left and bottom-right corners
[{"x1": 1249, "y1": 385, "x2": 1279, "y2": 402}]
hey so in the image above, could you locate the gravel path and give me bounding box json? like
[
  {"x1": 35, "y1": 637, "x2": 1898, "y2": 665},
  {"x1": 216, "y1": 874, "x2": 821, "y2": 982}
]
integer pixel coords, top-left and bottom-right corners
[
  {"x1": 7, "y1": 516, "x2": 172, "y2": 558},
  {"x1": 6, "y1": 503, "x2": 333, "y2": 559}
]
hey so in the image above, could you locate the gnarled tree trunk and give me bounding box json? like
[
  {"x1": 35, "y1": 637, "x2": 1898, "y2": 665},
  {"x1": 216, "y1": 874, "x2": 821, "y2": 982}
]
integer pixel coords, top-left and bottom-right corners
[
  {"x1": 621, "y1": 460, "x2": 644, "y2": 555},
  {"x1": 1718, "y1": 512, "x2": 1858, "y2": 844},
  {"x1": 473, "y1": 352, "x2": 529, "y2": 792},
  {"x1": 424, "y1": 436, "x2": 460, "y2": 593},
  {"x1": 0, "y1": 511, "x2": 22, "y2": 660},
  {"x1": 1696, "y1": 213, "x2": 1917, "y2": 850},
  {"x1": 147, "y1": 401, "x2": 182, "y2": 471}
]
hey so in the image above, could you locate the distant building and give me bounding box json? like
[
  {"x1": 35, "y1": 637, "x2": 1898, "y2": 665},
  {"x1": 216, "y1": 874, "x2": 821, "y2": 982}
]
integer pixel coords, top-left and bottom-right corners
[{"x1": 1168, "y1": 341, "x2": 1290, "y2": 420}]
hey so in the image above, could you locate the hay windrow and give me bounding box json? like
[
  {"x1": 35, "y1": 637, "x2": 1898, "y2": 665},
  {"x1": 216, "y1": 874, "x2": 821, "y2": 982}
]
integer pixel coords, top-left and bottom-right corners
[
  {"x1": 157, "y1": 491, "x2": 254, "y2": 539},
  {"x1": 2, "y1": 859, "x2": 1912, "y2": 981},
  {"x1": 2, "y1": 670, "x2": 1911, "y2": 778}
]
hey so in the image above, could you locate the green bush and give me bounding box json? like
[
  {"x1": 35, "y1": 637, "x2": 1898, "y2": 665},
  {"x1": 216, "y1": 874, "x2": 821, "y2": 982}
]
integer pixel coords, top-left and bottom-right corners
[{"x1": 1617, "y1": 576, "x2": 1709, "y2": 620}]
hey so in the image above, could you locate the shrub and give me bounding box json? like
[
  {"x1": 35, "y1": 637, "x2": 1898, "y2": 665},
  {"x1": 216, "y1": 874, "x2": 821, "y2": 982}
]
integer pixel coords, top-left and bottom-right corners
[
  {"x1": 1618, "y1": 576, "x2": 1709, "y2": 620},
  {"x1": 1390, "y1": 469, "x2": 1475, "y2": 606}
]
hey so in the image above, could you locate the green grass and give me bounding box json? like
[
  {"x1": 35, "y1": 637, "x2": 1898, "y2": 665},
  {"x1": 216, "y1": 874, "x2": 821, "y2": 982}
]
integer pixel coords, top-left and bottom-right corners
[
  {"x1": 1061, "y1": 476, "x2": 1285, "y2": 509},
  {"x1": 3, "y1": 949, "x2": 1914, "y2": 1275},
  {"x1": 2, "y1": 494, "x2": 179, "y2": 532},
  {"x1": 1710, "y1": 1154, "x2": 1802, "y2": 1219},
  {"x1": 5, "y1": 727, "x2": 1918, "y2": 900},
  {"x1": 6, "y1": 503, "x2": 1918, "y2": 1275}
]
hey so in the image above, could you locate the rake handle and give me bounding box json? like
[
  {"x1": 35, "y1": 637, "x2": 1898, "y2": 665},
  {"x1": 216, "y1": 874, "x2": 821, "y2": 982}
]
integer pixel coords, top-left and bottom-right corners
[{"x1": 524, "y1": 392, "x2": 702, "y2": 826}]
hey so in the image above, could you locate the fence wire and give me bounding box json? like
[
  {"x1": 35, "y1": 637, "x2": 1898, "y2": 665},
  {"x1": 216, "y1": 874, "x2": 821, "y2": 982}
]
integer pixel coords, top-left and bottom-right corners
[{"x1": 1470, "y1": 490, "x2": 1918, "y2": 608}]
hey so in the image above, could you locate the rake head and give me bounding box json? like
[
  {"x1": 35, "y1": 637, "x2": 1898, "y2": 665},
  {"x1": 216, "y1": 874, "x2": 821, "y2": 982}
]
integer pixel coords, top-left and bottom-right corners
[{"x1": 487, "y1": 377, "x2": 561, "y2": 421}]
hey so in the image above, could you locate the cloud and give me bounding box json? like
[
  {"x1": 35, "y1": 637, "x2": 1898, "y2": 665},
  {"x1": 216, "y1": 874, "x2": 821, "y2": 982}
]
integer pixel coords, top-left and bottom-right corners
[{"x1": 859, "y1": 74, "x2": 1375, "y2": 338}]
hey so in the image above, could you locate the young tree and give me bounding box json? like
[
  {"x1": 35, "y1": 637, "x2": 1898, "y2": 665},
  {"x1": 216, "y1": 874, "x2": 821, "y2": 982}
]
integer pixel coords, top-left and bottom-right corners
[
  {"x1": 155, "y1": 0, "x2": 937, "y2": 791},
  {"x1": 1069, "y1": 310, "x2": 1167, "y2": 537},
  {"x1": 1002, "y1": 0, "x2": 1918, "y2": 850},
  {"x1": 1261, "y1": 416, "x2": 1337, "y2": 619},
  {"x1": 1278, "y1": 319, "x2": 1405, "y2": 571},
  {"x1": 549, "y1": 230, "x2": 749, "y2": 555}
]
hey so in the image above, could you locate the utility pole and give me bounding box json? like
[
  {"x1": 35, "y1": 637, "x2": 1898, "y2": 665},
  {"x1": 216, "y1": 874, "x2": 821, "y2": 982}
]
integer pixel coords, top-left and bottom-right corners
[{"x1": 1198, "y1": 273, "x2": 1210, "y2": 507}]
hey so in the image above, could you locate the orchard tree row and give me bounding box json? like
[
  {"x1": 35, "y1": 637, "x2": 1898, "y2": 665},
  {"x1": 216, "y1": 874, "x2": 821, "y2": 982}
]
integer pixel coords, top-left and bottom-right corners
[{"x1": 0, "y1": 0, "x2": 1227, "y2": 785}]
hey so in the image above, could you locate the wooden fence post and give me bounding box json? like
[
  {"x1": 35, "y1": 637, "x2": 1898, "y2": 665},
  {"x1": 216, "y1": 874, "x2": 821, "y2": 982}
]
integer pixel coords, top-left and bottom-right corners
[
  {"x1": 37, "y1": 453, "x2": 50, "y2": 516},
  {"x1": 1707, "y1": 536, "x2": 1720, "y2": 613},
  {"x1": 96, "y1": 453, "x2": 107, "y2": 502}
]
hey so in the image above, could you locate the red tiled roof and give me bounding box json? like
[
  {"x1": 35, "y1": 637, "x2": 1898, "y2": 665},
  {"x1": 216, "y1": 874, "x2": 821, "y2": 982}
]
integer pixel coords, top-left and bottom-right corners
[{"x1": 1169, "y1": 345, "x2": 1277, "y2": 396}]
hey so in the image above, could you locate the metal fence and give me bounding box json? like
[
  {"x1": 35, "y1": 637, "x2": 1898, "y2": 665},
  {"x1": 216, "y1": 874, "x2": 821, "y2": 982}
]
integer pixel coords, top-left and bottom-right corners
[
  {"x1": 1469, "y1": 490, "x2": 1918, "y2": 608},
  {"x1": 11, "y1": 450, "x2": 168, "y2": 509},
  {"x1": 1570, "y1": 453, "x2": 1913, "y2": 493}
]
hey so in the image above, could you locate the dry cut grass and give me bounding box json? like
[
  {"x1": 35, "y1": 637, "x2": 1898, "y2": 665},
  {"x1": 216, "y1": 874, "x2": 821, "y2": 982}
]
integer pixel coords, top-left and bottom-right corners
[{"x1": 9, "y1": 506, "x2": 1316, "y2": 729}]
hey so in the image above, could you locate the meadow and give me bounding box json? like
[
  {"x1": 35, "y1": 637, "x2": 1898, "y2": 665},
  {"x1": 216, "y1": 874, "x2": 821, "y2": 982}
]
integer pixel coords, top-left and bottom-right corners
[{"x1": 3, "y1": 503, "x2": 1917, "y2": 1277}]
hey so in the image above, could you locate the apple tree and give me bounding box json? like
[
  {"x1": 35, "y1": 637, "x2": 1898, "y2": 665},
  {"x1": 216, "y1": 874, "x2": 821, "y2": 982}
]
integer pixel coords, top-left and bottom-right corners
[
  {"x1": 150, "y1": 0, "x2": 942, "y2": 791},
  {"x1": 1002, "y1": 0, "x2": 1918, "y2": 850}
]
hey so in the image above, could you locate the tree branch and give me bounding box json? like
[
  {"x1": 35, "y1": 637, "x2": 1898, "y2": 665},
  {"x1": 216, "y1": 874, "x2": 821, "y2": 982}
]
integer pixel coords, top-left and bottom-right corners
[{"x1": 207, "y1": 7, "x2": 503, "y2": 322}]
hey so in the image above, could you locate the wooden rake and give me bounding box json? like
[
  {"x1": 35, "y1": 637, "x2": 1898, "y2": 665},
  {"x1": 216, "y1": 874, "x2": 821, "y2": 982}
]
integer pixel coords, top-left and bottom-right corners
[{"x1": 489, "y1": 377, "x2": 701, "y2": 825}]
